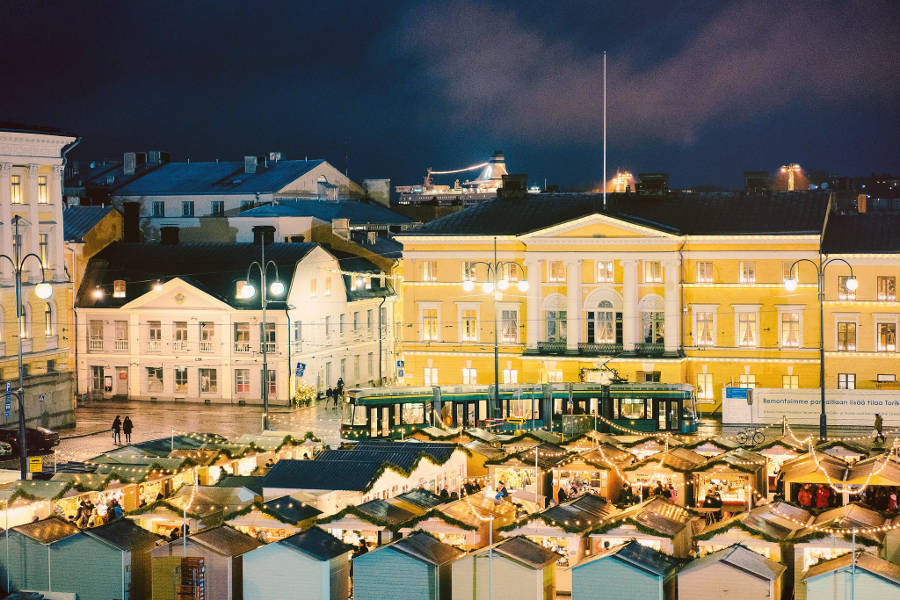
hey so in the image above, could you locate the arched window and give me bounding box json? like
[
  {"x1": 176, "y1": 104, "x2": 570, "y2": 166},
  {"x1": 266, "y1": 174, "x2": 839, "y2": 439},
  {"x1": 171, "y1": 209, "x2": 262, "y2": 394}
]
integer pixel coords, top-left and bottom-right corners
[
  {"x1": 542, "y1": 293, "x2": 567, "y2": 343},
  {"x1": 44, "y1": 302, "x2": 55, "y2": 336},
  {"x1": 20, "y1": 303, "x2": 31, "y2": 339},
  {"x1": 639, "y1": 294, "x2": 665, "y2": 344},
  {"x1": 584, "y1": 289, "x2": 624, "y2": 346}
]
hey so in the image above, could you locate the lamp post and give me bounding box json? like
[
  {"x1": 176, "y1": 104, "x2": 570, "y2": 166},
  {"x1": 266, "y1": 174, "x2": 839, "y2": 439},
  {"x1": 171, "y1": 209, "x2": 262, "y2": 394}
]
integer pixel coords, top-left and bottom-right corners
[
  {"x1": 238, "y1": 239, "x2": 285, "y2": 431},
  {"x1": 780, "y1": 163, "x2": 802, "y2": 192},
  {"x1": 0, "y1": 216, "x2": 54, "y2": 480},
  {"x1": 461, "y1": 237, "x2": 528, "y2": 419},
  {"x1": 784, "y1": 257, "x2": 856, "y2": 440}
]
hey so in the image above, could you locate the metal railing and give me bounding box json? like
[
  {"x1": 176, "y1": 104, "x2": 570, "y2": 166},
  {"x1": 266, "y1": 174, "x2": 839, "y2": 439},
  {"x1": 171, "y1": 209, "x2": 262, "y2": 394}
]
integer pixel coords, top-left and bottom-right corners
[
  {"x1": 636, "y1": 342, "x2": 665, "y2": 356},
  {"x1": 537, "y1": 341, "x2": 567, "y2": 354},
  {"x1": 578, "y1": 342, "x2": 623, "y2": 355}
]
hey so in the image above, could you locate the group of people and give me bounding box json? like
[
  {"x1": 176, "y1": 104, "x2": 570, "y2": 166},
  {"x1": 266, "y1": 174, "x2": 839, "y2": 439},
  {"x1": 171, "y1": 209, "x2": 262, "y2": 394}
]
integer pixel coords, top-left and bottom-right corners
[
  {"x1": 110, "y1": 415, "x2": 134, "y2": 445},
  {"x1": 612, "y1": 481, "x2": 676, "y2": 507},
  {"x1": 324, "y1": 377, "x2": 345, "y2": 409},
  {"x1": 701, "y1": 487, "x2": 724, "y2": 524},
  {"x1": 71, "y1": 496, "x2": 124, "y2": 528},
  {"x1": 795, "y1": 483, "x2": 838, "y2": 509},
  {"x1": 859, "y1": 485, "x2": 900, "y2": 512}
]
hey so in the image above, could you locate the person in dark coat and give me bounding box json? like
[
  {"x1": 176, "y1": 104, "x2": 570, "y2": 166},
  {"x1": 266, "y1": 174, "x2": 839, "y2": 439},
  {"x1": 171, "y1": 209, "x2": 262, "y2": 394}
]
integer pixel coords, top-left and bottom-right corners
[
  {"x1": 111, "y1": 416, "x2": 122, "y2": 445},
  {"x1": 122, "y1": 416, "x2": 134, "y2": 443},
  {"x1": 875, "y1": 413, "x2": 886, "y2": 444}
]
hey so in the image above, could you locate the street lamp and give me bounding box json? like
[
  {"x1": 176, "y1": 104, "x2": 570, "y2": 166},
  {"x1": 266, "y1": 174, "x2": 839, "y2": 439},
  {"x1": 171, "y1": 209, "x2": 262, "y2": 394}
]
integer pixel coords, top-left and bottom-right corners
[
  {"x1": 460, "y1": 237, "x2": 528, "y2": 420},
  {"x1": 780, "y1": 163, "x2": 802, "y2": 192},
  {"x1": 784, "y1": 257, "x2": 856, "y2": 440},
  {"x1": 239, "y1": 240, "x2": 285, "y2": 431},
  {"x1": 0, "y1": 216, "x2": 55, "y2": 479}
]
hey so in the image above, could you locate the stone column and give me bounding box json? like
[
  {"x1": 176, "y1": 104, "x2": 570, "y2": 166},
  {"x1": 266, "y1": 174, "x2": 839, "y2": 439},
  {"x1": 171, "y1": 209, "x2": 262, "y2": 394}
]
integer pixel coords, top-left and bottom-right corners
[
  {"x1": 525, "y1": 258, "x2": 540, "y2": 349},
  {"x1": 664, "y1": 259, "x2": 681, "y2": 353},
  {"x1": 51, "y1": 166, "x2": 65, "y2": 279},
  {"x1": 622, "y1": 259, "x2": 638, "y2": 351},
  {"x1": 566, "y1": 260, "x2": 581, "y2": 352},
  {"x1": 0, "y1": 163, "x2": 12, "y2": 283},
  {"x1": 26, "y1": 164, "x2": 40, "y2": 280}
]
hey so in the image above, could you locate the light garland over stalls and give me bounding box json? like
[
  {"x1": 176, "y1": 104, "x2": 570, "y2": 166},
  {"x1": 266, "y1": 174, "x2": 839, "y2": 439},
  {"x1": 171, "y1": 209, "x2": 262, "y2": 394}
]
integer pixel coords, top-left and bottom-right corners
[
  {"x1": 769, "y1": 504, "x2": 900, "y2": 536},
  {"x1": 804, "y1": 437, "x2": 900, "y2": 496}
]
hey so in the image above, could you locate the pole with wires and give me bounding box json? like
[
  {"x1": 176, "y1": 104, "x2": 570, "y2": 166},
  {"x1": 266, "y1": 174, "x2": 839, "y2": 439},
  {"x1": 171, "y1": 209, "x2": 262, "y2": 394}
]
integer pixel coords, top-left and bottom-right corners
[{"x1": 602, "y1": 50, "x2": 607, "y2": 210}]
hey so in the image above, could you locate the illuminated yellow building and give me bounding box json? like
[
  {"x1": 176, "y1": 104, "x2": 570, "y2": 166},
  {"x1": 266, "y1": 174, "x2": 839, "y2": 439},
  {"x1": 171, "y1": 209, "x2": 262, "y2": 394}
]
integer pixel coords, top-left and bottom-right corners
[{"x1": 395, "y1": 186, "x2": 899, "y2": 415}]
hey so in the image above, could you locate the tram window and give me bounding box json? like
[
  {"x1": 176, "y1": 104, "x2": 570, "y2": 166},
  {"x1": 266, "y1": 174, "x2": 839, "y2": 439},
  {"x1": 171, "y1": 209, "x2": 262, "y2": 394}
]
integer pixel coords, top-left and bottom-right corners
[
  {"x1": 353, "y1": 406, "x2": 368, "y2": 426},
  {"x1": 509, "y1": 398, "x2": 537, "y2": 419},
  {"x1": 401, "y1": 403, "x2": 426, "y2": 424},
  {"x1": 342, "y1": 402, "x2": 354, "y2": 423},
  {"x1": 619, "y1": 398, "x2": 646, "y2": 419}
]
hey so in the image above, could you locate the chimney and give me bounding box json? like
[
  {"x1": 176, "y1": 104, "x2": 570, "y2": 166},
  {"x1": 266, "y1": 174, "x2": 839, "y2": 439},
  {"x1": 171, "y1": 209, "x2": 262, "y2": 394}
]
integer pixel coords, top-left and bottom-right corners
[
  {"x1": 252, "y1": 225, "x2": 275, "y2": 246},
  {"x1": 858, "y1": 194, "x2": 867, "y2": 213},
  {"x1": 147, "y1": 151, "x2": 169, "y2": 167},
  {"x1": 367, "y1": 231, "x2": 378, "y2": 245},
  {"x1": 123, "y1": 152, "x2": 136, "y2": 176},
  {"x1": 123, "y1": 202, "x2": 141, "y2": 243},
  {"x1": 332, "y1": 218, "x2": 350, "y2": 240},
  {"x1": 244, "y1": 155, "x2": 258, "y2": 174},
  {"x1": 268, "y1": 152, "x2": 282, "y2": 163},
  {"x1": 160, "y1": 226, "x2": 179, "y2": 245},
  {"x1": 498, "y1": 174, "x2": 528, "y2": 199}
]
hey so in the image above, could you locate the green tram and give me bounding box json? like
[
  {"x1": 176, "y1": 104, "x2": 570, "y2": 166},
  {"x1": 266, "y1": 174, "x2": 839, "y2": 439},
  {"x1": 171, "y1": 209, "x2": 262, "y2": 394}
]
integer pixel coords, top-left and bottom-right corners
[{"x1": 341, "y1": 382, "x2": 698, "y2": 440}]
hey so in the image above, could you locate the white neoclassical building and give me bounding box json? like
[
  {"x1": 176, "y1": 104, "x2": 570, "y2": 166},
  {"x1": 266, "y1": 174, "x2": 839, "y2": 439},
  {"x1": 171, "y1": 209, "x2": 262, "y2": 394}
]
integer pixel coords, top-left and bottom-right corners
[{"x1": 76, "y1": 239, "x2": 396, "y2": 404}]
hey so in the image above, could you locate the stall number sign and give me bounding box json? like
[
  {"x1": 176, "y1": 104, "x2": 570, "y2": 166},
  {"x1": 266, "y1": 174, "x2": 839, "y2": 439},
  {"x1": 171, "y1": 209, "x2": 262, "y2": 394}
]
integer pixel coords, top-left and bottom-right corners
[{"x1": 28, "y1": 457, "x2": 42, "y2": 473}]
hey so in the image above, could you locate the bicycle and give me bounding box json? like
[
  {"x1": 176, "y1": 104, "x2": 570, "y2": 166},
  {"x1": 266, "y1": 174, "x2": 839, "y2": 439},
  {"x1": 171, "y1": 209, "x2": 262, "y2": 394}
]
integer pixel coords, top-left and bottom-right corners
[{"x1": 735, "y1": 428, "x2": 765, "y2": 447}]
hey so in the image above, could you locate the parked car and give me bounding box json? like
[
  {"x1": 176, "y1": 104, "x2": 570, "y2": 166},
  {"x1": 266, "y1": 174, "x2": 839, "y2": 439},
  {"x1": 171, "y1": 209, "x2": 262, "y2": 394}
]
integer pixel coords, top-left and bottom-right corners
[{"x1": 0, "y1": 427, "x2": 60, "y2": 455}]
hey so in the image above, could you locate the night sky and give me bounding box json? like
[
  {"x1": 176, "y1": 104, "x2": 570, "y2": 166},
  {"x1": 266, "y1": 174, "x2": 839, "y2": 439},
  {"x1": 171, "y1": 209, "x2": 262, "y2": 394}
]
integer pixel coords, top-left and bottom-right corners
[{"x1": 3, "y1": 0, "x2": 898, "y2": 189}]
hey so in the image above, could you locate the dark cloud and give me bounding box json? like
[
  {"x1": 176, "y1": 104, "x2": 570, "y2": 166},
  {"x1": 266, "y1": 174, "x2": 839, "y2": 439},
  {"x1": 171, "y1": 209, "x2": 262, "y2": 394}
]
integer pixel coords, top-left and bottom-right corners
[{"x1": 398, "y1": 0, "x2": 899, "y2": 145}]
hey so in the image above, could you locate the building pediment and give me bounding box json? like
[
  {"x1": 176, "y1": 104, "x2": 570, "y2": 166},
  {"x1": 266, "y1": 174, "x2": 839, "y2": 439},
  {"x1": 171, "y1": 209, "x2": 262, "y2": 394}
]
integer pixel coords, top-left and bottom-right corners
[
  {"x1": 120, "y1": 277, "x2": 234, "y2": 311},
  {"x1": 521, "y1": 213, "x2": 680, "y2": 241}
]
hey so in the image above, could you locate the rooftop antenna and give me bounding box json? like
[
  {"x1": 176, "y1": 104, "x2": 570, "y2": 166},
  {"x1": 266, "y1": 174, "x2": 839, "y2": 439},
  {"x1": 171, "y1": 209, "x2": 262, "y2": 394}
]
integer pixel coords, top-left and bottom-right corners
[{"x1": 603, "y1": 50, "x2": 607, "y2": 210}]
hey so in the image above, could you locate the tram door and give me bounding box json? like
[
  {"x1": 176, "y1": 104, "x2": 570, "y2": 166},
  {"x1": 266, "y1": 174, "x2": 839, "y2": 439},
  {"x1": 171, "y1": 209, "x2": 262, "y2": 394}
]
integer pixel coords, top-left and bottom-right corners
[
  {"x1": 656, "y1": 399, "x2": 680, "y2": 431},
  {"x1": 380, "y1": 406, "x2": 391, "y2": 436}
]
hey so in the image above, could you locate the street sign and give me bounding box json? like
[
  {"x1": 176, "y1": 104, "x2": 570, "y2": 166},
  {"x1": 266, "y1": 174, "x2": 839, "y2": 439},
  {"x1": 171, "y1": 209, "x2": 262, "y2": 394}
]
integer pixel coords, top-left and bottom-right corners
[
  {"x1": 39, "y1": 394, "x2": 44, "y2": 404},
  {"x1": 295, "y1": 362, "x2": 306, "y2": 377},
  {"x1": 28, "y1": 456, "x2": 42, "y2": 473},
  {"x1": 398, "y1": 369, "x2": 404, "y2": 378},
  {"x1": 725, "y1": 387, "x2": 749, "y2": 399},
  {"x1": 4, "y1": 382, "x2": 10, "y2": 419},
  {"x1": 396, "y1": 360, "x2": 404, "y2": 368}
]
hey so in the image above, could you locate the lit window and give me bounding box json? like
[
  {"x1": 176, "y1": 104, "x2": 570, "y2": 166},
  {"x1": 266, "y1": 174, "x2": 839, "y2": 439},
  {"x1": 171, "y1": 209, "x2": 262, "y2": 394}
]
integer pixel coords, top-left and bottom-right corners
[
  {"x1": 210, "y1": 200, "x2": 224, "y2": 216},
  {"x1": 462, "y1": 367, "x2": 478, "y2": 384},
  {"x1": 10, "y1": 175, "x2": 21, "y2": 204},
  {"x1": 175, "y1": 367, "x2": 188, "y2": 392},
  {"x1": 643, "y1": 261, "x2": 662, "y2": 283},
  {"x1": 422, "y1": 309, "x2": 439, "y2": 341},
  {"x1": 641, "y1": 311, "x2": 664, "y2": 344},
  {"x1": 697, "y1": 262, "x2": 713, "y2": 283},
  {"x1": 500, "y1": 309, "x2": 518, "y2": 343},
  {"x1": 780, "y1": 312, "x2": 801, "y2": 347},
  {"x1": 548, "y1": 261, "x2": 566, "y2": 282},
  {"x1": 199, "y1": 368, "x2": 217, "y2": 393},
  {"x1": 837, "y1": 373, "x2": 855, "y2": 390},
  {"x1": 37, "y1": 176, "x2": 48, "y2": 204},
  {"x1": 597, "y1": 261, "x2": 614, "y2": 282},
  {"x1": 782, "y1": 261, "x2": 793, "y2": 282},
  {"x1": 39, "y1": 233, "x2": 49, "y2": 267},
  {"x1": 545, "y1": 310, "x2": 567, "y2": 342},
  {"x1": 422, "y1": 260, "x2": 437, "y2": 281},
  {"x1": 461, "y1": 309, "x2": 478, "y2": 342},
  {"x1": 695, "y1": 311, "x2": 715, "y2": 346},
  {"x1": 309, "y1": 278, "x2": 316, "y2": 296},
  {"x1": 739, "y1": 262, "x2": 756, "y2": 284},
  {"x1": 113, "y1": 279, "x2": 126, "y2": 298},
  {"x1": 837, "y1": 322, "x2": 856, "y2": 351},
  {"x1": 502, "y1": 369, "x2": 518, "y2": 384},
  {"x1": 876, "y1": 276, "x2": 895, "y2": 301},
  {"x1": 737, "y1": 312, "x2": 758, "y2": 347},
  {"x1": 838, "y1": 276, "x2": 856, "y2": 301},
  {"x1": 43, "y1": 303, "x2": 53, "y2": 336},
  {"x1": 424, "y1": 367, "x2": 438, "y2": 386},
  {"x1": 782, "y1": 375, "x2": 799, "y2": 389},
  {"x1": 877, "y1": 322, "x2": 896, "y2": 352},
  {"x1": 152, "y1": 201, "x2": 164, "y2": 217},
  {"x1": 324, "y1": 277, "x2": 332, "y2": 295},
  {"x1": 462, "y1": 261, "x2": 476, "y2": 282},
  {"x1": 738, "y1": 374, "x2": 756, "y2": 389},
  {"x1": 696, "y1": 373, "x2": 714, "y2": 400},
  {"x1": 181, "y1": 201, "x2": 194, "y2": 217},
  {"x1": 146, "y1": 367, "x2": 163, "y2": 393}
]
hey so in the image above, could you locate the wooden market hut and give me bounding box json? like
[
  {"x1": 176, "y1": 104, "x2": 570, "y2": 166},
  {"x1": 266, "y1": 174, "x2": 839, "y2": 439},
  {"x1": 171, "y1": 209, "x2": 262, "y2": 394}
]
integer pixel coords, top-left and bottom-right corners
[
  {"x1": 215, "y1": 475, "x2": 265, "y2": 496},
  {"x1": 451, "y1": 536, "x2": 560, "y2": 600},
  {"x1": 486, "y1": 444, "x2": 566, "y2": 504},
  {"x1": 499, "y1": 493, "x2": 619, "y2": 594},
  {"x1": 621, "y1": 437, "x2": 685, "y2": 461},
  {"x1": 622, "y1": 448, "x2": 707, "y2": 506},
  {"x1": 435, "y1": 493, "x2": 519, "y2": 548},
  {"x1": 845, "y1": 453, "x2": 900, "y2": 512},
  {"x1": 398, "y1": 509, "x2": 481, "y2": 550},
  {"x1": 151, "y1": 525, "x2": 262, "y2": 600},
  {"x1": 691, "y1": 448, "x2": 768, "y2": 511},
  {"x1": 49, "y1": 518, "x2": 162, "y2": 600},
  {"x1": 682, "y1": 437, "x2": 740, "y2": 458},
  {"x1": 0, "y1": 481, "x2": 67, "y2": 527},
  {"x1": 572, "y1": 539, "x2": 682, "y2": 600},
  {"x1": 0, "y1": 517, "x2": 79, "y2": 592},
  {"x1": 497, "y1": 431, "x2": 563, "y2": 455},
  {"x1": 779, "y1": 450, "x2": 847, "y2": 507},
  {"x1": 676, "y1": 543, "x2": 786, "y2": 600},
  {"x1": 559, "y1": 431, "x2": 620, "y2": 453},
  {"x1": 790, "y1": 503, "x2": 890, "y2": 600},
  {"x1": 800, "y1": 550, "x2": 900, "y2": 600},
  {"x1": 463, "y1": 440, "x2": 506, "y2": 480},
  {"x1": 354, "y1": 531, "x2": 464, "y2": 600},
  {"x1": 242, "y1": 526, "x2": 353, "y2": 600},
  {"x1": 587, "y1": 497, "x2": 702, "y2": 558},
  {"x1": 226, "y1": 495, "x2": 322, "y2": 543},
  {"x1": 755, "y1": 436, "x2": 805, "y2": 492},
  {"x1": 551, "y1": 445, "x2": 635, "y2": 502},
  {"x1": 816, "y1": 440, "x2": 870, "y2": 463}
]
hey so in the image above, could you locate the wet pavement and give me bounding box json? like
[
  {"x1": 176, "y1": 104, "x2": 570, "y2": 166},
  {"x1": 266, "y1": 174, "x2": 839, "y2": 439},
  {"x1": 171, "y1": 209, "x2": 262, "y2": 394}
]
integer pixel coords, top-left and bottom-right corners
[{"x1": 54, "y1": 399, "x2": 342, "y2": 463}]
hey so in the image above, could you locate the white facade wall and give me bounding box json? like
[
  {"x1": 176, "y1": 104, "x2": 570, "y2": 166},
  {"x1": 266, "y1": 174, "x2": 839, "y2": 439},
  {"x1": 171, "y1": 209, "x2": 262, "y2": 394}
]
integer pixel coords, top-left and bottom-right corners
[{"x1": 76, "y1": 247, "x2": 396, "y2": 403}]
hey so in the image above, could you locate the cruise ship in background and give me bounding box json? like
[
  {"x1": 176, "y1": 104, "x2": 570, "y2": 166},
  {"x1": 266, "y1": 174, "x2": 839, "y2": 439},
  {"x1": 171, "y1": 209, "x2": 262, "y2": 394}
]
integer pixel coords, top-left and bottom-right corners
[{"x1": 395, "y1": 150, "x2": 510, "y2": 206}]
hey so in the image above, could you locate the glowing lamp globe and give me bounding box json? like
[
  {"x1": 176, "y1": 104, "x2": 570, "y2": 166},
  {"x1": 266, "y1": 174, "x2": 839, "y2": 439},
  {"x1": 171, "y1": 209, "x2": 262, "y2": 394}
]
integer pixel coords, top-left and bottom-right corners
[
  {"x1": 497, "y1": 279, "x2": 509, "y2": 291},
  {"x1": 34, "y1": 282, "x2": 53, "y2": 300},
  {"x1": 269, "y1": 281, "x2": 286, "y2": 296},
  {"x1": 784, "y1": 278, "x2": 798, "y2": 292},
  {"x1": 845, "y1": 277, "x2": 858, "y2": 291},
  {"x1": 462, "y1": 280, "x2": 475, "y2": 292},
  {"x1": 482, "y1": 281, "x2": 494, "y2": 294},
  {"x1": 241, "y1": 283, "x2": 257, "y2": 299},
  {"x1": 517, "y1": 280, "x2": 529, "y2": 292}
]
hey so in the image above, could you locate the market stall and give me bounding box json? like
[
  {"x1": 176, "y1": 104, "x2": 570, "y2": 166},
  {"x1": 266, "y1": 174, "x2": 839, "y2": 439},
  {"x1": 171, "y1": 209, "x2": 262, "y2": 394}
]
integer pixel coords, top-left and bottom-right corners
[
  {"x1": 677, "y1": 543, "x2": 786, "y2": 600},
  {"x1": 755, "y1": 437, "x2": 806, "y2": 493},
  {"x1": 683, "y1": 437, "x2": 740, "y2": 458},
  {"x1": 816, "y1": 441, "x2": 870, "y2": 463},
  {"x1": 587, "y1": 496, "x2": 701, "y2": 558},
  {"x1": 692, "y1": 448, "x2": 768, "y2": 512},
  {"x1": 398, "y1": 509, "x2": 481, "y2": 550},
  {"x1": 622, "y1": 447, "x2": 706, "y2": 506},
  {"x1": 551, "y1": 445, "x2": 635, "y2": 502},
  {"x1": 622, "y1": 436, "x2": 685, "y2": 461},
  {"x1": 780, "y1": 451, "x2": 847, "y2": 508},
  {"x1": 694, "y1": 501, "x2": 811, "y2": 563},
  {"x1": 226, "y1": 495, "x2": 322, "y2": 543},
  {"x1": 486, "y1": 444, "x2": 565, "y2": 504}
]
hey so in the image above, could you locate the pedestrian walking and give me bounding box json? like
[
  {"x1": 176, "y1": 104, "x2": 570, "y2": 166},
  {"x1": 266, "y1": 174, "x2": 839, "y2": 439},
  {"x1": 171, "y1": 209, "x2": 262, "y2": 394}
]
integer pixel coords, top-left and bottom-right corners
[
  {"x1": 111, "y1": 416, "x2": 122, "y2": 445},
  {"x1": 122, "y1": 416, "x2": 133, "y2": 444},
  {"x1": 875, "y1": 413, "x2": 886, "y2": 444},
  {"x1": 325, "y1": 387, "x2": 333, "y2": 408},
  {"x1": 335, "y1": 377, "x2": 344, "y2": 407}
]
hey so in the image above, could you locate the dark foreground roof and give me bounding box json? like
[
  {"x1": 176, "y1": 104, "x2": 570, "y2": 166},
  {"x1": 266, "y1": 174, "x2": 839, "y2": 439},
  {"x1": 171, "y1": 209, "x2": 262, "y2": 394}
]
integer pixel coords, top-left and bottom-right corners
[
  {"x1": 216, "y1": 476, "x2": 264, "y2": 496},
  {"x1": 188, "y1": 526, "x2": 262, "y2": 556},
  {"x1": 13, "y1": 517, "x2": 79, "y2": 544},
  {"x1": 409, "y1": 191, "x2": 829, "y2": 237},
  {"x1": 577, "y1": 540, "x2": 682, "y2": 578},
  {"x1": 679, "y1": 543, "x2": 785, "y2": 580},
  {"x1": 491, "y1": 536, "x2": 560, "y2": 568},
  {"x1": 262, "y1": 459, "x2": 383, "y2": 492},
  {"x1": 84, "y1": 518, "x2": 162, "y2": 551},
  {"x1": 263, "y1": 496, "x2": 322, "y2": 522},
  {"x1": 279, "y1": 526, "x2": 354, "y2": 561},
  {"x1": 63, "y1": 206, "x2": 118, "y2": 242},
  {"x1": 78, "y1": 242, "x2": 317, "y2": 309},
  {"x1": 0, "y1": 121, "x2": 77, "y2": 137},
  {"x1": 240, "y1": 198, "x2": 410, "y2": 224},
  {"x1": 822, "y1": 213, "x2": 900, "y2": 254},
  {"x1": 386, "y1": 531, "x2": 464, "y2": 565}
]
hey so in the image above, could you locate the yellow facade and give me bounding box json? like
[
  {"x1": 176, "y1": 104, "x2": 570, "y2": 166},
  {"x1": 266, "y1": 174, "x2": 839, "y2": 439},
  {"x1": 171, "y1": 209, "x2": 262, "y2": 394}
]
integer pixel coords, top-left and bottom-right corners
[{"x1": 396, "y1": 211, "x2": 900, "y2": 414}]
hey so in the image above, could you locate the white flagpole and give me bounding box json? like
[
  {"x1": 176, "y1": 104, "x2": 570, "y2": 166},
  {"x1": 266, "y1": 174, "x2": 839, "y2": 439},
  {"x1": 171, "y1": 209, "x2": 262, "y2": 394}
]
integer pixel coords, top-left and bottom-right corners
[{"x1": 603, "y1": 50, "x2": 607, "y2": 210}]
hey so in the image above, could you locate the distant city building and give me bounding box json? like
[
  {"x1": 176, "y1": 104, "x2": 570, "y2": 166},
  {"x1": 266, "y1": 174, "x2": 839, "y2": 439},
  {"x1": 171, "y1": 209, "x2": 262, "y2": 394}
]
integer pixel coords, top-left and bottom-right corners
[{"x1": 64, "y1": 150, "x2": 169, "y2": 206}]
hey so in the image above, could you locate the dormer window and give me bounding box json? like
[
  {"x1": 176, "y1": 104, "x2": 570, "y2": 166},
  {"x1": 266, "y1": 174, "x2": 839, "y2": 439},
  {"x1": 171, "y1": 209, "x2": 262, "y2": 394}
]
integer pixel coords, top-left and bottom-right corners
[{"x1": 113, "y1": 280, "x2": 126, "y2": 298}]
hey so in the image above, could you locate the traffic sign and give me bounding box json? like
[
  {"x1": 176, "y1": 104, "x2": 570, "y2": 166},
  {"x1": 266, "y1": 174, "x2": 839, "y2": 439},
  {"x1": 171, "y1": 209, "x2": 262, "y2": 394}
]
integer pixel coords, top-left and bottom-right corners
[
  {"x1": 295, "y1": 362, "x2": 306, "y2": 377},
  {"x1": 398, "y1": 369, "x2": 405, "y2": 378},
  {"x1": 4, "y1": 383, "x2": 10, "y2": 419},
  {"x1": 39, "y1": 394, "x2": 45, "y2": 404},
  {"x1": 397, "y1": 360, "x2": 404, "y2": 368},
  {"x1": 28, "y1": 457, "x2": 42, "y2": 473}
]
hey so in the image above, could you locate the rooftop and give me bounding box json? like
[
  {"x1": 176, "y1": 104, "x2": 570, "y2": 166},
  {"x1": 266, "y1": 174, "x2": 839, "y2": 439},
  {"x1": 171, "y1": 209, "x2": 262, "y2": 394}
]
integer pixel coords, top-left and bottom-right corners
[
  {"x1": 278, "y1": 526, "x2": 354, "y2": 561},
  {"x1": 12, "y1": 517, "x2": 79, "y2": 544},
  {"x1": 188, "y1": 526, "x2": 262, "y2": 556},
  {"x1": 239, "y1": 198, "x2": 410, "y2": 225},
  {"x1": 822, "y1": 212, "x2": 900, "y2": 254},
  {"x1": 802, "y1": 551, "x2": 900, "y2": 585},
  {"x1": 385, "y1": 531, "x2": 464, "y2": 566},
  {"x1": 84, "y1": 518, "x2": 162, "y2": 551},
  {"x1": 576, "y1": 540, "x2": 682, "y2": 579},
  {"x1": 679, "y1": 543, "x2": 786, "y2": 581},
  {"x1": 489, "y1": 536, "x2": 560, "y2": 568},
  {"x1": 63, "y1": 205, "x2": 119, "y2": 242}
]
